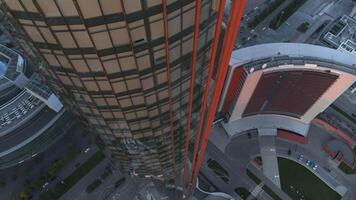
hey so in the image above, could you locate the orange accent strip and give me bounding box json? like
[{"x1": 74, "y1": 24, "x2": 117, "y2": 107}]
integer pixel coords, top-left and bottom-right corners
[
  {"x1": 222, "y1": 67, "x2": 244, "y2": 113},
  {"x1": 189, "y1": 0, "x2": 227, "y2": 182},
  {"x1": 162, "y1": 0, "x2": 177, "y2": 185},
  {"x1": 190, "y1": 0, "x2": 246, "y2": 186},
  {"x1": 182, "y1": 0, "x2": 202, "y2": 188}
]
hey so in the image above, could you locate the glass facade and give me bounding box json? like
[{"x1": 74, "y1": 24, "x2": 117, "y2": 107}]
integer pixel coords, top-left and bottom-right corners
[{"x1": 3, "y1": 0, "x2": 219, "y2": 182}]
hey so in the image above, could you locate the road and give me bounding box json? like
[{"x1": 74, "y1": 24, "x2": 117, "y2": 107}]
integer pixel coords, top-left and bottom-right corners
[
  {"x1": 0, "y1": 122, "x2": 92, "y2": 200},
  {"x1": 201, "y1": 130, "x2": 274, "y2": 200},
  {"x1": 204, "y1": 123, "x2": 356, "y2": 200}
]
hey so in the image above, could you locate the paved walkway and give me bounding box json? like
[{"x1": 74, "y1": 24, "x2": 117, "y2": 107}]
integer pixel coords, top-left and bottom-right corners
[{"x1": 258, "y1": 136, "x2": 281, "y2": 188}]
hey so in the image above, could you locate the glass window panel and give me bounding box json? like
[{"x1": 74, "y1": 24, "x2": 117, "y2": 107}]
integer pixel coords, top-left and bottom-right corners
[
  {"x1": 23, "y1": 26, "x2": 45, "y2": 42},
  {"x1": 97, "y1": 80, "x2": 111, "y2": 90},
  {"x1": 43, "y1": 54, "x2": 60, "y2": 66},
  {"x1": 110, "y1": 29, "x2": 130, "y2": 46},
  {"x1": 83, "y1": 81, "x2": 99, "y2": 91},
  {"x1": 87, "y1": 59, "x2": 104, "y2": 72},
  {"x1": 103, "y1": 60, "x2": 121, "y2": 74},
  {"x1": 37, "y1": 0, "x2": 61, "y2": 17},
  {"x1": 92, "y1": 31, "x2": 112, "y2": 50},
  {"x1": 4, "y1": 0, "x2": 23, "y2": 11},
  {"x1": 112, "y1": 82, "x2": 127, "y2": 93},
  {"x1": 72, "y1": 60, "x2": 90, "y2": 72},
  {"x1": 150, "y1": 20, "x2": 164, "y2": 40},
  {"x1": 119, "y1": 56, "x2": 136, "y2": 71},
  {"x1": 100, "y1": 0, "x2": 122, "y2": 15},
  {"x1": 57, "y1": 0, "x2": 79, "y2": 16},
  {"x1": 73, "y1": 31, "x2": 93, "y2": 48},
  {"x1": 126, "y1": 79, "x2": 141, "y2": 90},
  {"x1": 56, "y1": 32, "x2": 77, "y2": 48},
  {"x1": 123, "y1": 0, "x2": 141, "y2": 13},
  {"x1": 77, "y1": 0, "x2": 102, "y2": 18},
  {"x1": 142, "y1": 77, "x2": 154, "y2": 90}
]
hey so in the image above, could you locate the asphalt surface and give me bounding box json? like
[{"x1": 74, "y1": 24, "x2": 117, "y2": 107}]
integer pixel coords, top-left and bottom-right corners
[
  {"x1": 0, "y1": 107, "x2": 56, "y2": 152},
  {"x1": 0, "y1": 122, "x2": 91, "y2": 200},
  {"x1": 204, "y1": 123, "x2": 356, "y2": 200}
]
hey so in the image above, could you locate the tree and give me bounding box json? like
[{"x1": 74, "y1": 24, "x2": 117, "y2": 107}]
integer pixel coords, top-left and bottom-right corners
[
  {"x1": 11, "y1": 172, "x2": 18, "y2": 181},
  {"x1": 0, "y1": 176, "x2": 5, "y2": 187}
]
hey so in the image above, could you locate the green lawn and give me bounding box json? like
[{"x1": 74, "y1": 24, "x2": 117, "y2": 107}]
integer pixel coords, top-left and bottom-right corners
[
  {"x1": 207, "y1": 159, "x2": 230, "y2": 183},
  {"x1": 246, "y1": 169, "x2": 261, "y2": 184},
  {"x1": 235, "y1": 187, "x2": 250, "y2": 200},
  {"x1": 278, "y1": 157, "x2": 341, "y2": 200},
  {"x1": 262, "y1": 185, "x2": 281, "y2": 200}
]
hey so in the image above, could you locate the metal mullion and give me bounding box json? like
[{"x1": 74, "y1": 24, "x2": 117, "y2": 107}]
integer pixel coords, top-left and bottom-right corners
[
  {"x1": 8, "y1": 0, "x2": 99, "y2": 140},
  {"x1": 189, "y1": 0, "x2": 222, "y2": 183},
  {"x1": 72, "y1": 0, "x2": 133, "y2": 135},
  {"x1": 32, "y1": 0, "x2": 112, "y2": 140},
  {"x1": 52, "y1": 3, "x2": 120, "y2": 141},
  {"x1": 162, "y1": 0, "x2": 178, "y2": 191},
  {"x1": 189, "y1": 0, "x2": 246, "y2": 188},
  {"x1": 182, "y1": 0, "x2": 202, "y2": 190},
  {"x1": 3, "y1": 0, "x2": 66, "y2": 96},
  {"x1": 119, "y1": 0, "x2": 166, "y2": 176},
  {"x1": 139, "y1": 0, "x2": 168, "y2": 167}
]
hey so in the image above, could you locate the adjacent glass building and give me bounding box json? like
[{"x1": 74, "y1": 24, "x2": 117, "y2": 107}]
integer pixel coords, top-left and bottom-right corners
[{"x1": 2, "y1": 0, "x2": 246, "y2": 194}]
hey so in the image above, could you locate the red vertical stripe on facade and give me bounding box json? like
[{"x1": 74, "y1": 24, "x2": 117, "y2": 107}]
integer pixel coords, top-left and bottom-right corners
[
  {"x1": 222, "y1": 67, "x2": 244, "y2": 113},
  {"x1": 189, "y1": 0, "x2": 246, "y2": 187},
  {"x1": 189, "y1": 0, "x2": 227, "y2": 184},
  {"x1": 162, "y1": 0, "x2": 177, "y2": 185},
  {"x1": 182, "y1": 0, "x2": 202, "y2": 188}
]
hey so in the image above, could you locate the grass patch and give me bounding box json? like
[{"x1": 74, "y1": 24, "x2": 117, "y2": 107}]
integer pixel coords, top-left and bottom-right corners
[
  {"x1": 297, "y1": 22, "x2": 310, "y2": 33},
  {"x1": 278, "y1": 157, "x2": 341, "y2": 200},
  {"x1": 41, "y1": 151, "x2": 105, "y2": 199},
  {"x1": 330, "y1": 104, "x2": 356, "y2": 124},
  {"x1": 262, "y1": 185, "x2": 281, "y2": 200},
  {"x1": 86, "y1": 178, "x2": 102, "y2": 193},
  {"x1": 270, "y1": 0, "x2": 307, "y2": 29},
  {"x1": 207, "y1": 159, "x2": 230, "y2": 183},
  {"x1": 246, "y1": 169, "x2": 261, "y2": 184},
  {"x1": 235, "y1": 187, "x2": 250, "y2": 200},
  {"x1": 248, "y1": 0, "x2": 285, "y2": 28}
]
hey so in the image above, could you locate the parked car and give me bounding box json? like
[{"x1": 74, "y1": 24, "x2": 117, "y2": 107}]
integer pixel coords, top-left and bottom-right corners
[
  {"x1": 42, "y1": 182, "x2": 49, "y2": 188},
  {"x1": 84, "y1": 147, "x2": 90, "y2": 153},
  {"x1": 297, "y1": 154, "x2": 304, "y2": 161}
]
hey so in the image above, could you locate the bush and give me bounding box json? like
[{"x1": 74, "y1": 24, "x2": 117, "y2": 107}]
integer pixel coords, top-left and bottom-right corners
[
  {"x1": 235, "y1": 187, "x2": 250, "y2": 200},
  {"x1": 86, "y1": 179, "x2": 102, "y2": 193},
  {"x1": 0, "y1": 176, "x2": 5, "y2": 187},
  {"x1": 297, "y1": 22, "x2": 309, "y2": 33},
  {"x1": 100, "y1": 171, "x2": 110, "y2": 180},
  {"x1": 246, "y1": 169, "x2": 261, "y2": 184},
  {"x1": 12, "y1": 172, "x2": 18, "y2": 181}
]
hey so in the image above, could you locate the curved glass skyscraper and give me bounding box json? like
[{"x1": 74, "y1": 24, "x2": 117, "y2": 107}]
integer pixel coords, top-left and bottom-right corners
[{"x1": 2, "y1": 0, "x2": 246, "y2": 195}]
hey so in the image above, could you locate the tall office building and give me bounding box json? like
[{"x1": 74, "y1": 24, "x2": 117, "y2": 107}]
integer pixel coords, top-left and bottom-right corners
[{"x1": 1, "y1": 0, "x2": 246, "y2": 193}]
